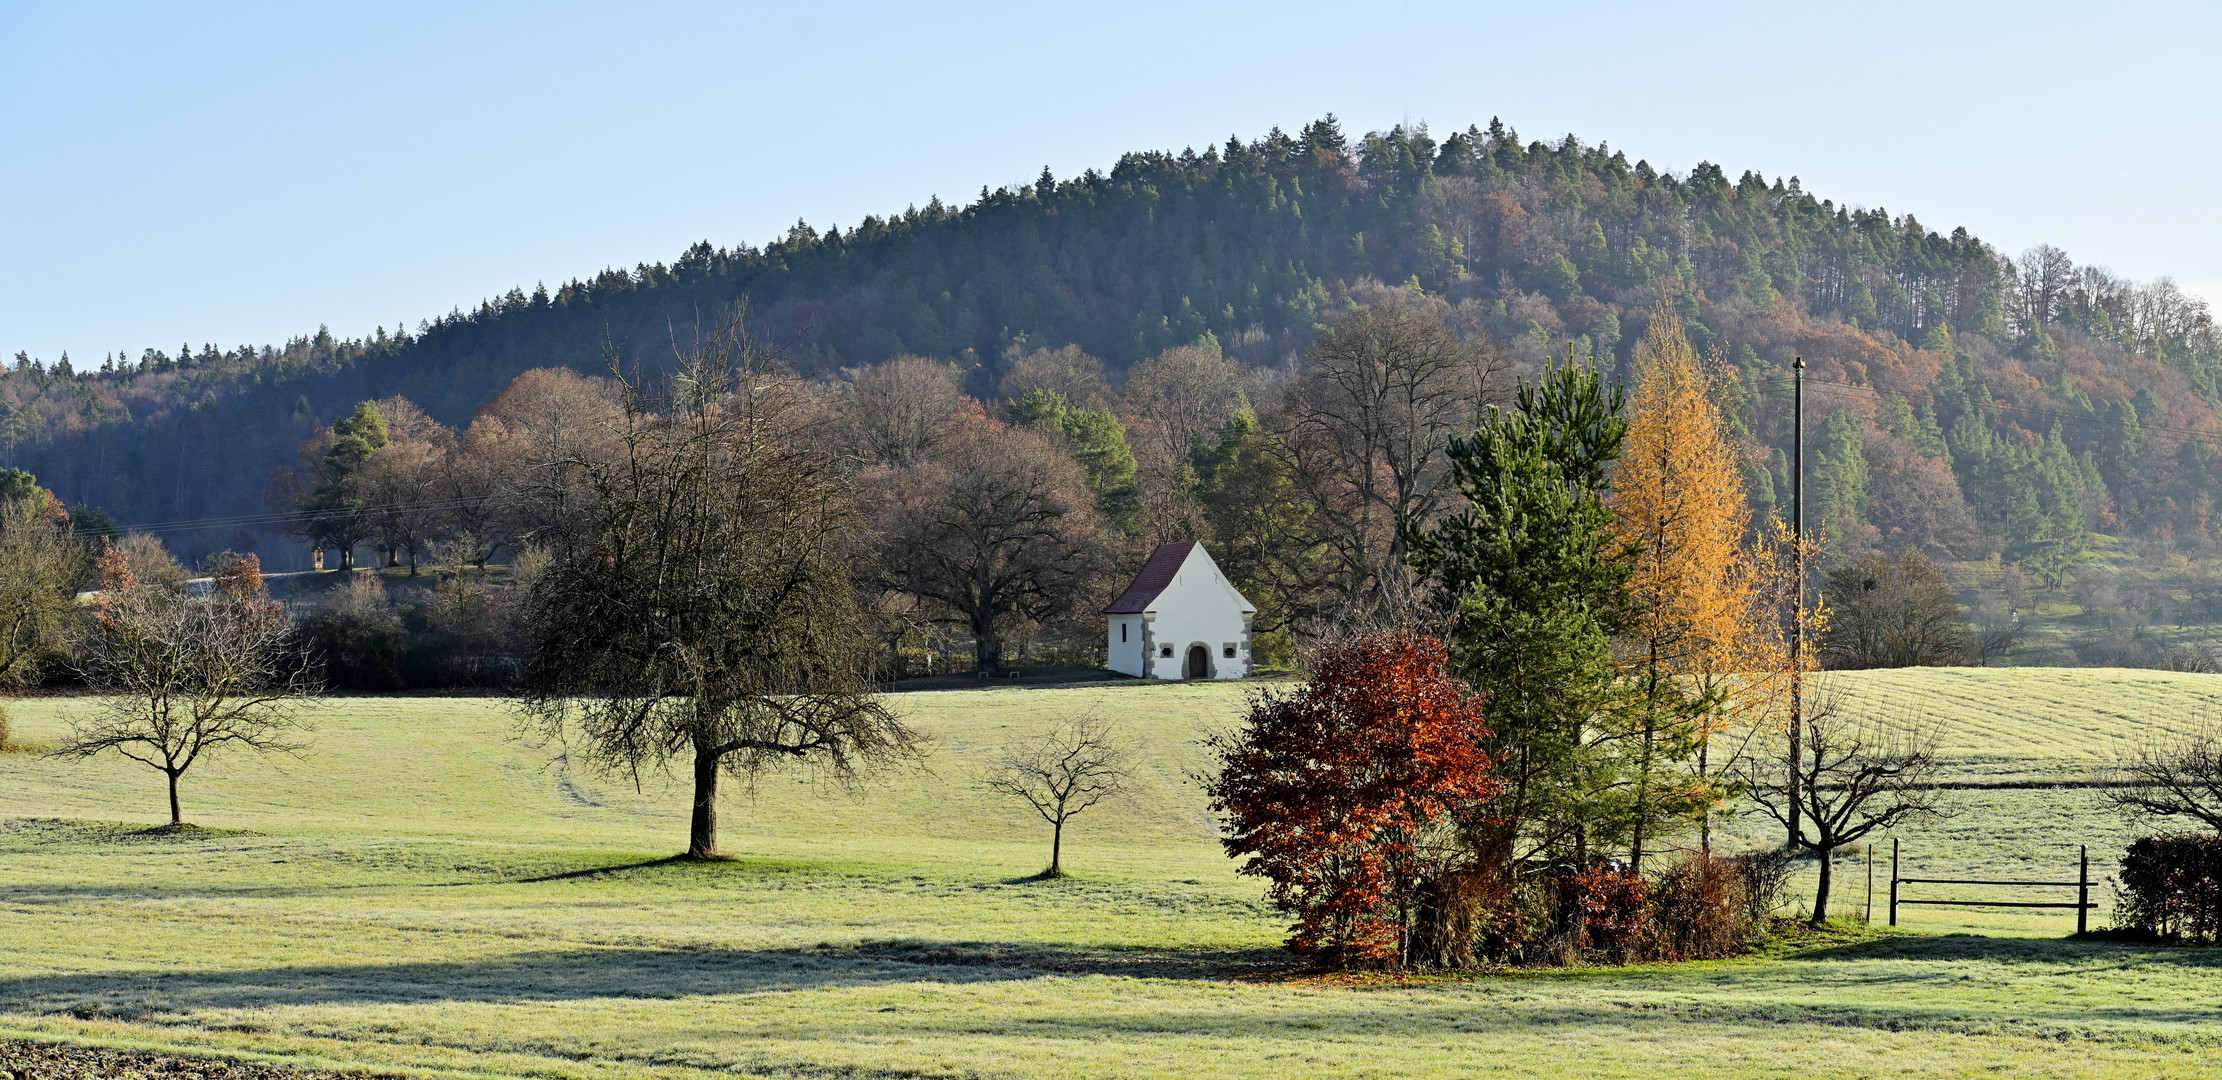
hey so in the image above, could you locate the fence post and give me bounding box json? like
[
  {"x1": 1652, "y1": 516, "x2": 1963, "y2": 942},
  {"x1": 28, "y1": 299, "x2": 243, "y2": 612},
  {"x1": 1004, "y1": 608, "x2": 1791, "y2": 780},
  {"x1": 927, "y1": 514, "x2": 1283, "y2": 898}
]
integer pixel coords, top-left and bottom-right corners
[
  {"x1": 1889, "y1": 837, "x2": 1899, "y2": 927},
  {"x1": 1866, "y1": 843, "x2": 1874, "y2": 924},
  {"x1": 2078, "y1": 844, "x2": 2090, "y2": 936}
]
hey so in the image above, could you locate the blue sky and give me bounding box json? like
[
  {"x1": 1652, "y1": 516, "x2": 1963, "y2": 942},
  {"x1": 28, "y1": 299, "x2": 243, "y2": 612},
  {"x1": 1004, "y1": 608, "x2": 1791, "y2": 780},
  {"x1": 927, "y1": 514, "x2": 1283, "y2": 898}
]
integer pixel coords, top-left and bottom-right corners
[{"x1": 4, "y1": 1, "x2": 2217, "y2": 363}]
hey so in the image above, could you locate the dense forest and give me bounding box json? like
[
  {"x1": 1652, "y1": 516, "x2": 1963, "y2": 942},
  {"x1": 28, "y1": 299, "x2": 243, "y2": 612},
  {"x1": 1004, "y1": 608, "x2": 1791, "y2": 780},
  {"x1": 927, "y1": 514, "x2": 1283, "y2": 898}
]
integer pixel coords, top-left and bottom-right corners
[{"x1": 6, "y1": 116, "x2": 2221, "y2": 661}]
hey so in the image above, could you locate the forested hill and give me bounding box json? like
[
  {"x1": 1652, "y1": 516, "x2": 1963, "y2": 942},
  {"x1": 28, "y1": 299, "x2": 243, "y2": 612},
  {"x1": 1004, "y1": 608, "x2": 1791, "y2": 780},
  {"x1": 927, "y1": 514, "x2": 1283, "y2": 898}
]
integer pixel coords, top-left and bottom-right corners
[{"x1": 5, "y1": 115, "x2": 2221, "y2": 575}]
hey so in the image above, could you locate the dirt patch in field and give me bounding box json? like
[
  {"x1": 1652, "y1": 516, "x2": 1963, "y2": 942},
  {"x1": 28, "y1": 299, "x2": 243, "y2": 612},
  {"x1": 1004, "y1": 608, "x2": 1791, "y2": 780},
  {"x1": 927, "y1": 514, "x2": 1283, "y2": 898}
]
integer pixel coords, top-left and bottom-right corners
[{"x1": 0, "y1": 1039, "x2": 393, "y2": 1079}]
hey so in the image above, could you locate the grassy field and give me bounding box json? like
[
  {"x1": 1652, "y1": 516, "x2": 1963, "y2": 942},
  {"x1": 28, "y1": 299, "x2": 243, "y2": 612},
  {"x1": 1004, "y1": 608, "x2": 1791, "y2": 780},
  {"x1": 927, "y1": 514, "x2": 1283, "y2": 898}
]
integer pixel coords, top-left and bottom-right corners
[{"x1": 0, "y1": 670, "x2": 2218, "y2": 1078}]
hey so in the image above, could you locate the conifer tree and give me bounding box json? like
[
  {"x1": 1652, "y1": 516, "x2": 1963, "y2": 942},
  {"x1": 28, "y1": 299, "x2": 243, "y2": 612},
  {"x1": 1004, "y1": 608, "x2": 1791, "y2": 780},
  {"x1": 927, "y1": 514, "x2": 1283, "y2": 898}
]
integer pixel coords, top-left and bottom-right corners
[
  {"x1": 1611, "y1": 308, "x2": 1755, "y2": 871},
  {"x1": 1407, "y1": 348, "x2": 1629, "y2": 871},
  {"x1": 1810, "y1": 410, "x2": 1871, "y2": 557},
  {"x1": 294, "y1": 401, "x2": 391, "y2": 570}
]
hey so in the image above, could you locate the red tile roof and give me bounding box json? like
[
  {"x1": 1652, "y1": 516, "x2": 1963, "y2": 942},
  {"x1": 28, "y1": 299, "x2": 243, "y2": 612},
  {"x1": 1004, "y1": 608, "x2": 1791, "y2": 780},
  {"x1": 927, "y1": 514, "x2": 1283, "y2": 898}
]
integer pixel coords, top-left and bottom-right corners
[{"x1": 1102, "y1": 540, "x2": 1198, "y2": 613}]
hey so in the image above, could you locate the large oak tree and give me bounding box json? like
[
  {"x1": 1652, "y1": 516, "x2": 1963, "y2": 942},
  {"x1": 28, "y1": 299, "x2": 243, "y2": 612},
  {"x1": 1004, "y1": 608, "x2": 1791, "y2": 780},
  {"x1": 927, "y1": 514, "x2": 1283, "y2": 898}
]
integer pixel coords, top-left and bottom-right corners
[{"x1": 872, "y1": 420, "x2": 1117, "y2": 675}]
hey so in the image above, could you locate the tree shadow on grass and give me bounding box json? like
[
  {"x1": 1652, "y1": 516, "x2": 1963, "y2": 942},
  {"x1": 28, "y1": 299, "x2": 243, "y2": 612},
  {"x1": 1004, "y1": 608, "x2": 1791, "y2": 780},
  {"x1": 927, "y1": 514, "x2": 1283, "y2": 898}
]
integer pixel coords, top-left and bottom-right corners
[
  {"x1": 501, "y1": 856, "x2": 689, "y2": 884},
  {"x1": 0, "y1": 942, "x2": 1301, "y2": 1020},
  {"x1": 1793, "y1": 931, "x2": 2222, "y2": 970}
]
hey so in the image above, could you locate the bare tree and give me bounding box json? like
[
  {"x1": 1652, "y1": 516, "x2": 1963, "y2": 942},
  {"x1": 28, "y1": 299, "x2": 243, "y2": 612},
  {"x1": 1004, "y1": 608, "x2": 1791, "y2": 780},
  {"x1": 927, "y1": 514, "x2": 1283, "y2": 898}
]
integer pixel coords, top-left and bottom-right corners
[
  {"x1": 832, "y1": 355, "x2": 968, "y2": 468},
  {"x1": 1122, "y1": 339, "x2": 1250, "y2": 539},
  {"x1": 982, "y1": 712, "x2": 1133, "y2": 876},
  {"x1": 2101, "y1": 717, "x2": 2222, "y2": 833},
  {"x1": 1743, "y1": 693, "x2": 1947, "y2": 924},
  {"x1": 57, "y1": 552, "x2": 318, "y2": 826},
  {"x1": 108, "y1": 531, "x2": 190, "y2": 593},
  {"x1": 514, "y1": 307, "x2": 915, "y2": 860},
  {"x1": 2013, "y1": 244, "x2": 2078, "y2": 338},
  {"x1": 470, "y1": 366, "x2": 623, "y2": 547},
  {"x1": 435, "y1": 432, "x2": 513, "y2": 570},
  {"x1": 999, "y1": 344, "x2": 1111, "y2": 411},
  {"x1": 358, "y1": 396, "x2": 453, "y2": 573},
  {"x1": 873, "y1": 421, "x2": 1117, "y2": 675},
  {"x1": 1124, "y1": 340, "x2": 1249, "y2": 469},
  {"x1": 1281, "y1": 299, "x2": 1501, "y2": 619},
  {"x1": 1819, "y1": 548, "x2": 1979, "y2": 669}
]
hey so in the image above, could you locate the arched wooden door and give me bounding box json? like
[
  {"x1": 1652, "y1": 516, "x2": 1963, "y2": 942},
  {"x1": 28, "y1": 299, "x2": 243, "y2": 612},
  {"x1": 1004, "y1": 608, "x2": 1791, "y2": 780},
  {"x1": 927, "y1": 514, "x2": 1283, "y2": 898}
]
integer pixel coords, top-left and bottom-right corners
[{"x1": 1185, "y1": 644, "x2": 1209, "y2": 679}]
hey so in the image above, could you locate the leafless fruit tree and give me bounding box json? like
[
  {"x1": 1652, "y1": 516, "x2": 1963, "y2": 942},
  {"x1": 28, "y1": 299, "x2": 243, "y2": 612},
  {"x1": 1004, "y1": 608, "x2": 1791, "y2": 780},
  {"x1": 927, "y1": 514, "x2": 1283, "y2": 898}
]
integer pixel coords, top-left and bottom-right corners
[
  {"x1": 1742, "y1": 693, "x2": 1946, "y2": 924},
  {"x1": 57, "y1": 553, "x2": 319, "y2": 825},
  {"x1": 982, "y1": 712, "x2": 1133, "y2": 876},
  {"x1": 2101, "y1": 717, "x2": 2222, "y2": 833},
  {"x1": 513, "y1": 306, "x2": 915, "y2": 860}
]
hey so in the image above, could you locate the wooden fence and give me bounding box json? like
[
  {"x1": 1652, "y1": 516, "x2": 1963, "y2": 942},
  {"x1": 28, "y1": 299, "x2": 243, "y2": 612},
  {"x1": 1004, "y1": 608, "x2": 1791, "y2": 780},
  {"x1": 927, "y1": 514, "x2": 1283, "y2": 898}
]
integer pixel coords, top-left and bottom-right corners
[{"x1": 1888, "y1": 839, "x2": 2096, "y2": 934}]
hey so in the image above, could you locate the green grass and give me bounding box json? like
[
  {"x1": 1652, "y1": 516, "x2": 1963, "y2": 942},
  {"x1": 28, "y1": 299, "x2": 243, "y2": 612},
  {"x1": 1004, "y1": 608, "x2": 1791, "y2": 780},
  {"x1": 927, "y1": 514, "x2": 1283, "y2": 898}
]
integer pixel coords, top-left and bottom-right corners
[{"x1": 1, "y1": 671, "x2": 2219, "y2": 1078}]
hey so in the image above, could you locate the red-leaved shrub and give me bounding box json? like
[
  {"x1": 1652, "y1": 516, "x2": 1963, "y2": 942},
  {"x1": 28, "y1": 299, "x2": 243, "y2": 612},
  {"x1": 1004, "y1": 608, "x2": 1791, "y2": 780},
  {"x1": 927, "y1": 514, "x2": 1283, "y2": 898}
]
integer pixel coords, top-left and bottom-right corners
[
  {"x1": 1570, "y1": 866, "x2": 1651, "y2": 962},
  {"x1": 1207, "y1": 631, "x2": 1500, "y2": 968}
]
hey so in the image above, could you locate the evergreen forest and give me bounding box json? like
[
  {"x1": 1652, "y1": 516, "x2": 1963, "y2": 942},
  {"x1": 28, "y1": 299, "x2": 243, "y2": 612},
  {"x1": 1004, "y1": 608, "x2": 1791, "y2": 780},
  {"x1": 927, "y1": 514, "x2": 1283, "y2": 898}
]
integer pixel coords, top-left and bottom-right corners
[{"x1": 6, "y1": 116, "x2": 2221, "y2": 664}]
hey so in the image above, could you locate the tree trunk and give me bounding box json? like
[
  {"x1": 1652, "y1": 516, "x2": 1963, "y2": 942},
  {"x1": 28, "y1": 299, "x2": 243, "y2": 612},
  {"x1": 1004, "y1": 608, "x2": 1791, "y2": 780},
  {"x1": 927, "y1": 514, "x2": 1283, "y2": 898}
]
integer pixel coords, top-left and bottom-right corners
[
  {"x1": 1698, "y1": 739, "x2": 1711, "y2": 857},
  {"x1": 1050, "y1": 818, "x2": 1063, "y2": 876},
  {"x1": 1810, "y1": 846, "x2": 1833, "y2": 925},
  {"x1": 1631, "y1": 715, "x2": 1654, "y2": 873},
  {"x1": 687, "y1": 743, "x2": 721, "y2": 859},
  {"x1": 167, "y1": 769, "x2": 181, "y2": 825},
  {"x1": 974, "y1": 619, "x2": 1004, "y2": 676}
]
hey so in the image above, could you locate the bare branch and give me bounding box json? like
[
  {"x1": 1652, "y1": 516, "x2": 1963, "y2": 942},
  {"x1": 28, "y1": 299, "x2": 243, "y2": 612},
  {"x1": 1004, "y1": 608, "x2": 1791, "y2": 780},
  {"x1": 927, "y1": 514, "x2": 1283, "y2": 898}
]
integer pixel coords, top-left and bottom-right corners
[
  {"x1": 55, "y1": 552, "x2": 320, "y2": 825},
  {"x1": 1741, "y1": 684, "x2": 1947, "y2": 923},
  {"x1": 2100, "y1": 715, "x2": 2222, "y2": 834}
]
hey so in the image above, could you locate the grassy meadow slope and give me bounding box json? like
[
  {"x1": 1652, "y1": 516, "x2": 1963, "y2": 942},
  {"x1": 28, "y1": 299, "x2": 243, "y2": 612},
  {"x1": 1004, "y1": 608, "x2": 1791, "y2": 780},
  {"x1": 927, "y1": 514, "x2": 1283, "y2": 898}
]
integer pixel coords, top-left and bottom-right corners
[{"x1": 0, "y1": 671, "x2": 2218, "y2": 1078}]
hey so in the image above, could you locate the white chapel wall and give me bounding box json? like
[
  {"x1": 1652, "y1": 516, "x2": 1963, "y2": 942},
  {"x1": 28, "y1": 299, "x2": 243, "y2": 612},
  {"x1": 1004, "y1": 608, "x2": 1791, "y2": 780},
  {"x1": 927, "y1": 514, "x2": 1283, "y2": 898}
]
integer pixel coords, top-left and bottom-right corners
[
  {"x1": 1139, "y1": 551, "x2": 1250, "y2": 680},
  {"x1": 1106, "y1": 614, "x2": 1148, "y2": 677}
]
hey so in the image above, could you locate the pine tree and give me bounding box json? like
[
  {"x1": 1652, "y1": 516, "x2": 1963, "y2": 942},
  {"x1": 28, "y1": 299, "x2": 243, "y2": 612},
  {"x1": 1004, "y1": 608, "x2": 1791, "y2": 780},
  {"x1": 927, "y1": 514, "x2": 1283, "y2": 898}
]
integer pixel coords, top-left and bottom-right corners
[
  {"x1": 1810, "y1": 410, "x2": 1871, "y2": 555},
  {"x1": 1407, "y1": 348, "x2": 1630, "y2": 871}
]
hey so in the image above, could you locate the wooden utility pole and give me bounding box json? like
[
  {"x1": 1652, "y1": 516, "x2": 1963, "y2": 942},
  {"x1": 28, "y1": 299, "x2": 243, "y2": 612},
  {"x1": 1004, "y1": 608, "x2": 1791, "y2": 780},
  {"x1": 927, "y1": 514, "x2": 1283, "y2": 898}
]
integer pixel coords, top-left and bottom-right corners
[{"x1": 1789, "y1": 355, "x2": 1805, "y2": 849}]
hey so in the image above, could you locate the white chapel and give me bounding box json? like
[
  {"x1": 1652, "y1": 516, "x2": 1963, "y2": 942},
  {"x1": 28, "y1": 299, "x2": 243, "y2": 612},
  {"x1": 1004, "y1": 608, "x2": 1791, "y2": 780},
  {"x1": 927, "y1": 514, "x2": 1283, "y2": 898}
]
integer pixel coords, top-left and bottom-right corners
[{"x1": 1103, "y1": 540, "x2": 1257, "y2": 680}]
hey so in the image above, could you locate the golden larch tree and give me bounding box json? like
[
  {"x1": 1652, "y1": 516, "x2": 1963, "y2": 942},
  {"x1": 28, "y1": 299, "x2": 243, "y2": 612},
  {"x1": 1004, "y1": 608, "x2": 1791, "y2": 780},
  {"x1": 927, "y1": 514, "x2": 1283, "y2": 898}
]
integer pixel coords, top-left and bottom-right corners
[{"x1": 1612, "y1": 306, "x2": 1757, "y2": 869}]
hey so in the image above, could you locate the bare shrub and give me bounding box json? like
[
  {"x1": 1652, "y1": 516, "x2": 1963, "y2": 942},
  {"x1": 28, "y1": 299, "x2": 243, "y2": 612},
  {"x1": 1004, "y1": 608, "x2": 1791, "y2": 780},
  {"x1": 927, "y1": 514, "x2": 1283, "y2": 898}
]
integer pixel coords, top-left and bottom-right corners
[
  {"x1": 1732, "y1": 848, "x2": 1798, "y2": 925},
  {"x1": 2164, "y1": 643, "x2": 2220, "y2": 674},
  {"x1": 1648, "y1": 853, "x2": 1753, "y2": 960}
]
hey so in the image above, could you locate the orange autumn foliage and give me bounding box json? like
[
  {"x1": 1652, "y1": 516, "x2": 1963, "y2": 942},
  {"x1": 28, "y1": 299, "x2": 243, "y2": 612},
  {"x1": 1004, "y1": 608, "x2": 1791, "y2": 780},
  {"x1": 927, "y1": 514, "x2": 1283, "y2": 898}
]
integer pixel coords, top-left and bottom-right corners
[
  {"x1": 1616, "y1": 306, "x2": 1753, "y2": 697},
  {"x1": 1614, "y1": 307, "x2": 1811, "y2": 861},
  {"x1": 1206, "y1": 631, "x2": 1500, "y2": 968}
]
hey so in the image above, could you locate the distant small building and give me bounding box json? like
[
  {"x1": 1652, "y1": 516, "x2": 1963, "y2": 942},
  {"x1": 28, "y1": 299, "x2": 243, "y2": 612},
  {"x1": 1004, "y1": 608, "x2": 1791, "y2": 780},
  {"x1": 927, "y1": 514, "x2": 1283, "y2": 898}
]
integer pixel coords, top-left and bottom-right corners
[{"x1": 1103, "y1": 540, "x2": 1256, "y2": 679}]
